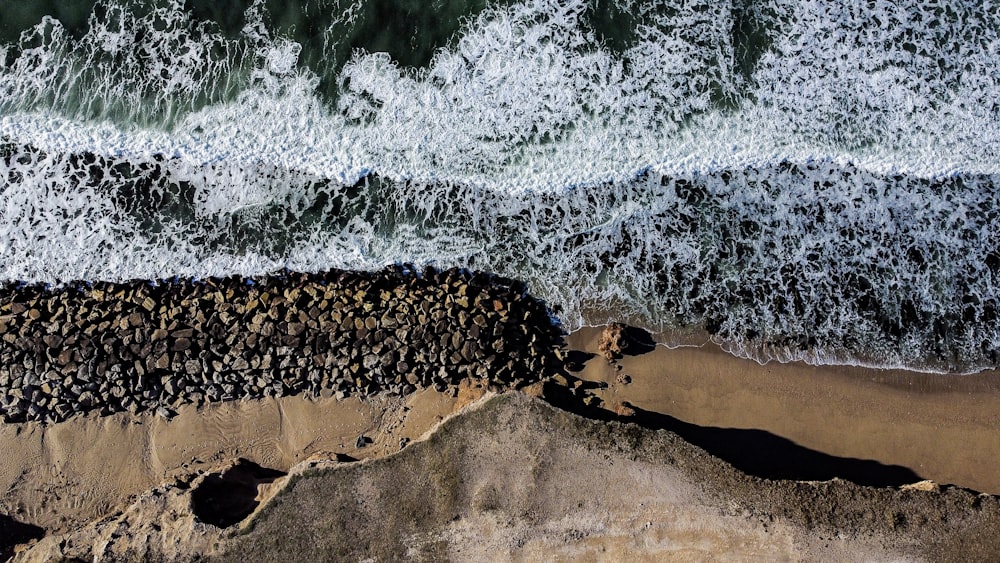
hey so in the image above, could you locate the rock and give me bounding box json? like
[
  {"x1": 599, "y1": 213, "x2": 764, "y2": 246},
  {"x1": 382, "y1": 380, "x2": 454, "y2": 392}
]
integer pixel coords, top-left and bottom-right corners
[
  {"x1": 379, "y1": 352, "x2": 395, "y2": 370},
  {"x1": 613, "y1": 401, "x2": 636, "y2": 417},
  {"x1": 598, "y1": 322, "x2": 628, "y2": 361},
  {"x1": 901, "y1": 480, "x2": 940, "y2": 493},
  {"x1": 42, "y1": 334, "x2": 63, "y2": 348},
  {"x1": 77, "y1": 391, "x2": 98, "y2": 408},
  {"x1": 550, "y1": 374, "x2": 571, "y2": 388},
  {"x1": 55, "y1": 349, "x2": 74, "y2": 366},
  {"x1": 154, "y1": 354, "x2": 170, "y2": 370},
  {"x1": 128, "y1": 312, "x2": 144, "y2": 328},
  {"x1": 0, "y1": 267, "x2": 564, "y2": 424},
  {"x1": 164, "y1": 379, "x2": 179, "y2": 396},
  {"x1": 461, "y1": 341, "x2": 479, "y2": 362}
]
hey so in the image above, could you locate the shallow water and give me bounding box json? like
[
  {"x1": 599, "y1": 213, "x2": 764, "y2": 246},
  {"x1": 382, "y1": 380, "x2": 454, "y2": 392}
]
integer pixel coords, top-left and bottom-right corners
[{"x1": 1, "y1": 0, "x2": 999, "y2": 372}]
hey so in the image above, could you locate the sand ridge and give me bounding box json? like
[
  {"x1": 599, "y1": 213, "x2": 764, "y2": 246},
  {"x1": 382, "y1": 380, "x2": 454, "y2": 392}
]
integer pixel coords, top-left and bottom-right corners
[
  {"x1": 6, "y1": 326, "x2": 1000, "y2": 559},
  {"x1": 0, "y1": 388, "x2": 469, "y2": 537}
]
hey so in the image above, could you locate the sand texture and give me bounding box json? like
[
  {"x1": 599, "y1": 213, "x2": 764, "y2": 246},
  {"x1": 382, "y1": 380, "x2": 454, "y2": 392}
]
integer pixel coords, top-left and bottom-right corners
[
  {"x1": 0, "y1": 388, "x2": 473, "y2": 539},
  {"x1": 6, "y1": 324, "x2": 1000, "y2": 560},
  {"x1": 14, "y1": 393, "x2": 1000, "y2": 562},
  {"x1": 567, "y1": 327, "x2": 1000, "y2": 494}
]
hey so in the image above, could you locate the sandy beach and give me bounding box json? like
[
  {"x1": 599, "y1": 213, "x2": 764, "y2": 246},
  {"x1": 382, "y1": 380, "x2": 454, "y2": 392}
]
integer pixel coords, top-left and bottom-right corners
[
  {"x1": 567, "y1": 327, "x2": 1000, "y2": 494},
  {"x1": 4, "y1": 316, "x2": 1000, "y2": 559}
]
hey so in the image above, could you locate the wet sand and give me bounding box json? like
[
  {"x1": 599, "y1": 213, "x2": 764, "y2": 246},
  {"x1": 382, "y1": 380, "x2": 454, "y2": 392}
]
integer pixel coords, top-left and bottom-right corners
[{"x1": 569, "y1": 327, "x2": 1000, "y2": 494}]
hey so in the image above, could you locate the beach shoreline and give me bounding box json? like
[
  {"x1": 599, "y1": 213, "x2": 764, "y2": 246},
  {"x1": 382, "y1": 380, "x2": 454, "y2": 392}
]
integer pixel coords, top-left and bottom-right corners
[
  {"x1": 568, "y1": 327, "x2": 1000, "y2": 495},
  {"x1": 2, "y1": 271, "x2": 1000, "y2": 558}
]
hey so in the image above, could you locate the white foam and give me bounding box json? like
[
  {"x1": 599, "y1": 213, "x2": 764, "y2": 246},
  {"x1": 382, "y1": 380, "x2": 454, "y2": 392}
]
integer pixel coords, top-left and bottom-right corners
[{"x1": 2, "y1": 0, "x2": 1000, "y2": 371}]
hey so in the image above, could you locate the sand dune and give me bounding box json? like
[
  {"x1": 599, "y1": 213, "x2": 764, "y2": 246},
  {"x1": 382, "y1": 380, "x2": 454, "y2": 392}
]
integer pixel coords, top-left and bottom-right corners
[
  {"x1": 16, "y1": 393, "x2": 1000, "y2": 562},
  {"x1": 7, "y1": 327, "x2": 1000, "y2": 560},
  {"x1": 0, "y1": 388, "x2": 471, "y2": 538}
]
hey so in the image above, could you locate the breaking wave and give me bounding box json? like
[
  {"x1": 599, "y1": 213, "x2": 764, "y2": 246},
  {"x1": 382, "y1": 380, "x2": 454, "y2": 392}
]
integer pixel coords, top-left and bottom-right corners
[{"x1": 1, "y1": 0, "x2": 999, "y2": 372}]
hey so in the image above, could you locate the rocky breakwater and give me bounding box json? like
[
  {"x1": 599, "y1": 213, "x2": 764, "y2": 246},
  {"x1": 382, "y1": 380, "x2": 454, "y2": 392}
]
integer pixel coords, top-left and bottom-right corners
[{"x1": 0, "y1": 267, "x2": 564, "y2": 424}]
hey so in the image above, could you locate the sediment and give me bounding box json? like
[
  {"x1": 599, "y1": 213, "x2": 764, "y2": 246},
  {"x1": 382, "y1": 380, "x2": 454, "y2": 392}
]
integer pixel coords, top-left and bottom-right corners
[{"x1": 0, "y1": 266, "x2": 564, "y2": 424}]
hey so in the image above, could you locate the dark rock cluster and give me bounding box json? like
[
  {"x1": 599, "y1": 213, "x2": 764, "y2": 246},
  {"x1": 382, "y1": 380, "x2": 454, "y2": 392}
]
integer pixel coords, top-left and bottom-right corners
[{"x1": 0, "y1": 266, "x2": 565, "y2": 424}]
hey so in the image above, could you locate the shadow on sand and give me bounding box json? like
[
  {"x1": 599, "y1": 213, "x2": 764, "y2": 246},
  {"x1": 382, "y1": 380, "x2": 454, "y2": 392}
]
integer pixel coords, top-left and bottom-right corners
[
  {"x1": 1, "y1": 514, "x2": 45, "y2": 561},
  {"x1": 543, "y1": 376, "x2": 923, "y2": 489}
]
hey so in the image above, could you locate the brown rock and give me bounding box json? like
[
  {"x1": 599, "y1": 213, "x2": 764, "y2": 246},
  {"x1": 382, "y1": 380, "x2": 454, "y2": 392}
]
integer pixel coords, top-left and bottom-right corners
[
  {"x1": 154, "y1": 354, "x2": 170, "y2": 370},
  {"x1": 128, "y1": 312, "x2": 144, "y2": 328},
  {"x1": 43, "y1": 334, "x2": 63, "y2": 348},
  {"x1": 598, "y1": 322, "x2": 627, "y2": 361},
  {"x1": 613, "y1": 401, "x2": 636, "y2": 417}
]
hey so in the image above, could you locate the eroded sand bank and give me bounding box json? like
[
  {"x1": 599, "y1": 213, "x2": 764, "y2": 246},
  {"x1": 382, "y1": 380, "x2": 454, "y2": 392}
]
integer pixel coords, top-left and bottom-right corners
[
  {"x1": 0, "y1": 386, "x2": 480, "y2": 536},
  {"x1": 6, "y1": 326, "x2": 1000, "y2": 560},
  {"x1": 17, "y1": 394, "x2": 1000, "y2": 562}
]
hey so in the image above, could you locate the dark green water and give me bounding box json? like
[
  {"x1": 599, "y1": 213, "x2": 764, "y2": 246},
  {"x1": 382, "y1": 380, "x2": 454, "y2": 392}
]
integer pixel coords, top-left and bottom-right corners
[{"x1": 2, "y1": 0, "x2": 1000, "y2": 373}]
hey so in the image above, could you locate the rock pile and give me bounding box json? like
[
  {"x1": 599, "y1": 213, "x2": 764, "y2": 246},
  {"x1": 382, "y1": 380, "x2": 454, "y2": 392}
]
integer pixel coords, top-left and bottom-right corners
[{"x1": 0, "y1": 266, "x2": 565, "y2": 424}]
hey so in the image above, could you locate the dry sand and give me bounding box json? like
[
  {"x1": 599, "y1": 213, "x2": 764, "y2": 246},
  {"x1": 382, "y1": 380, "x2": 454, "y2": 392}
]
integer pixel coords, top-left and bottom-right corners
[
  {"x1": 0, "y1": 386, "x2": 482, "y2": 537},
  {"x1": 569, "y1": 327, "x2": 1000, "y2": 494},
  {"x1": 29, "y1": 393, "x2": 983, "y2": 563},
  {"x1": 6, "y1": 326, "x2": 1000, "y2": 560}
]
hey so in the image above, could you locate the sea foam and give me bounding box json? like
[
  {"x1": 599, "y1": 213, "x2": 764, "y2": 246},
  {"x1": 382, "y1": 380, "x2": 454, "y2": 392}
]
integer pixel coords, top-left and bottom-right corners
[{"x1": 1, "y1": 0, "x2": 999, "y2": 372}]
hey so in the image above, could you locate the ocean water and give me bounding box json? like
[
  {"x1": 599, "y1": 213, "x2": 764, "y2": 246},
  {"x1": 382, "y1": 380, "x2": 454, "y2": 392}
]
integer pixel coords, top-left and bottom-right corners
[{"x1": 1, "y1": 0, "x2": 999, "y2": 373}]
